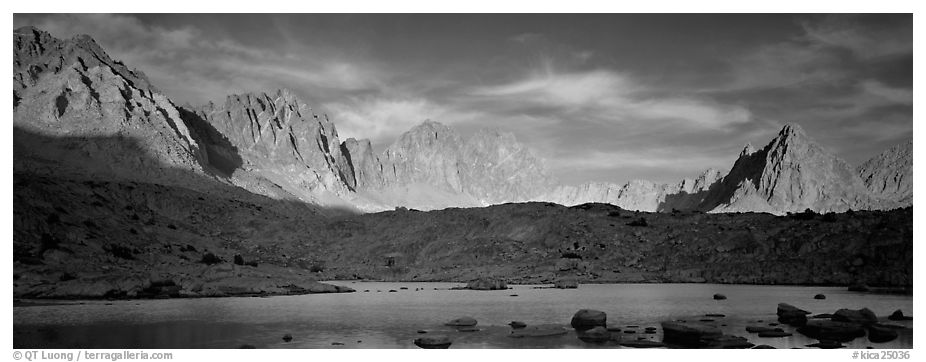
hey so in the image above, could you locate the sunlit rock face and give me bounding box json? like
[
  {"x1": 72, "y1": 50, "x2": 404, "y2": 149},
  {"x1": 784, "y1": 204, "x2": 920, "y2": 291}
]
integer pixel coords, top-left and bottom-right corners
[
  {"x1": 856, "y1": 139, "x2": 912, "y2": 206},
  {"x1": 14, "y1": 26, "x2": 207, "y2": 185}
]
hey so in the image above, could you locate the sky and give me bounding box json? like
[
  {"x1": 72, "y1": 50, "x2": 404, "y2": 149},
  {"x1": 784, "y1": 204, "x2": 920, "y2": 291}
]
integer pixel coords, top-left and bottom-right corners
[{"x1": 13, "y1": 13, "x2": 913, "y2": 185}]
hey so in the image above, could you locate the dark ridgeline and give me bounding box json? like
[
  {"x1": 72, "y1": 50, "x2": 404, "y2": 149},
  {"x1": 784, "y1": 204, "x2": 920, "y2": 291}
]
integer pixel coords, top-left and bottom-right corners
[{"x1": 12, "y1": 26, "x2": 912, "y2": 302}]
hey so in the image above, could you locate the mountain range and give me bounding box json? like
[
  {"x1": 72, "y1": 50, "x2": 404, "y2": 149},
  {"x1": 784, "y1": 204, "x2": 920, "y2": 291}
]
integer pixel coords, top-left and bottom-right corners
[
  {"x1": 11, "y1": 27, "x2": 913, "y2": 298},
  {"x1": 14, "y1": 26, "x2": 912, "y2": 216}
]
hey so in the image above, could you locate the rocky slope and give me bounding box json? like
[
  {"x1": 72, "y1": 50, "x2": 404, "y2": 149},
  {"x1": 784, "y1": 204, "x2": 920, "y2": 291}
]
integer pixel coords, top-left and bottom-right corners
[
  {"x1": 300, "y1": 203, "x2": 913, "y2": 288},
  {"x1": 13, "y1": 26, "x2": 207, "y2": 187},
  {"x1": 704, "y1": 124, "x2": 883, "y2": 214},
  {"x1": 541, "y1": 169, "x2": 723, "y2": 212},
  {"x1": 857, "y1": 139, "x2": 912, "y2": 205}
]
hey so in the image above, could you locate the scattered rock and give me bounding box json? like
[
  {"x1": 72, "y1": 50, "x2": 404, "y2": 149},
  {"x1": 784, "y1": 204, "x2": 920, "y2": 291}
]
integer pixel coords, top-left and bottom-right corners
[
  {"x1": 399, "y1": 287, "x2": 408, "y2": 290},
  {"x1": 832, "y1": 308, "x2": 878, "y2": 325},
  {"x1": 508, "y1": 325, "x2": 568, "y2": 338},
  {"x1": 414, "y1": 336, "x2": 452, "y2": 349},
  {"x1": 753, "y1": 344, "x2": 776, "y2": 349},
  {"x1": 577, "y1": 326, "x2": 611, "y2": 343},
  {"x1": 331, "y1": 342, "x2": 344, "y2": 346},
  {"x1": 814, "y1": 294, "x2": 826, "y2": 300},
  {"x1": 570, "y1": 309, "x2": 607, "y2": 331},
  {"x1": 509, "y1": 294, "x2": 518, "y2": 297},
  {"x1": 508, "y1": 321, "x2": 527, "y2": 329},
  {"x1": 797, "y1": 320, "x2": 866, "y2": 342},
  {"x1": 417, "y1": 330, "x2": 428, "y2": 334},
  {"x1": 806, "y1": 340, "x2": 845, "y2": 349},
  {"x1": 623, "y1": 330, "x2": 636, "y2": 334},
  {"x1": 445, "y1": 316, "x2": 478, "y2": 327},
  {"x1": 699, "y1": 319, "x2": 715, "y2": 322},
  {"x1": 888, "y1": 310, "x2": 913, "y2": 321},
  {"x1": 619, "y1": 340, "x2": 665, "y2": 348},
  {"x1": 456, "y1": 326, "x2": 480, "y2": 332},
  {"x1": 388, "y1": 290, "x2": 397, "y2": 293},
  {"x1": 660, "y1": 321, "x2": 722, "y2": 347},
  {"x1": 713, "y1": 294, "x2": 727, "y2": 300},
  {"x1": 606, "y1": 327, "x2": 622, "y2": 332},
  {"x1": 466, "y1": 277, "x2": 507, "y2": 290},
  {"x1": 703, "y1": 334, "x2": 755, "y2": 349},
  {"x1": 705, "y1": 314, "x2": 726, "y2": 318},
  {"x1": 867, "y1": 324, "x2": 899, "y2": 343},
  {"x1": 777, "y1": 303, "x2": 811, "y2": 326},
  {"x1": 758, "y1": 331, "x2": 793, "y2": 338},
  {"x1": 746, "y1": 326, "x2": 782, "y2": 333},
  {"x1": 282, "y1": 334, "x2": 292, "y2": 342}
]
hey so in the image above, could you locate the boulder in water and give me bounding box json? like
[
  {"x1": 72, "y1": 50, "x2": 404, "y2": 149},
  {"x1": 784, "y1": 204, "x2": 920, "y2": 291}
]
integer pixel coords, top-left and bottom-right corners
[
  {"x1": 713, "y1": 294, "x2": 727, "y2": 300},
  {"x1": 414, "y1": 336, "x2": 452, "y2": 349},
  {"x1": 867, "y1": 324, "x2": 899, "y2": 343},
  {"x1": 445, "y1": 316, "x2": 478, "y2": 327},
  {"x1": 888, "y1": 309, "x2": 913, "y2": 321},
  {"x1": 282, "y1": 334, "x2": 293, "y2": 342},
  {"x1": 814, "y1": 294, "x2": 826, "y2": 300},
  {"x1": 620, "y1": 340, "x2": 665, "y2": 348},
  {"x1": 833, "y1": 308, "x2": 878, "y2": 325},
  {"x1": 570, "y1": 309, "x2": 607, "y2": 331},
  {"x1": 508, "y1": 321, "x2": 527, "y2": 329},
  {"x1": 577, "y1": 326, "x2": 611, "y2": 343},
  {"x1": 660, "y1": 321, "x2": 722, "y2": 347},
  {"x1": 797, "y1": 320, "x2": 866, "y2": 342},
  {"x1": 777, "y1": 303, "x2": 810, "y2": 326}
]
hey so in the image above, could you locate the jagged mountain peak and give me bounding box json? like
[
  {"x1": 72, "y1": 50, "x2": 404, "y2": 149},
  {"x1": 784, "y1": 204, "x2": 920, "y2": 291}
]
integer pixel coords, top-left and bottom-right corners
[{"x1": 739, "y1": 142, "x2": 757, "y2": 158}]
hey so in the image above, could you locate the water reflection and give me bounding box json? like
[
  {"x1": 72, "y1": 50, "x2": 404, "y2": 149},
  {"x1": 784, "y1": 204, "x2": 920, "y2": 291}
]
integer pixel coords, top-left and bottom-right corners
[{"x1": 14, "y1": 283, "x2": 913, "y2": 349}]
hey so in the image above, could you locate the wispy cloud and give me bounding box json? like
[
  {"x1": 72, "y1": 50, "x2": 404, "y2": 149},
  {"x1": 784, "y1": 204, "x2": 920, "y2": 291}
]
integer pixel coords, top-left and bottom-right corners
[{"x1": 470, "y1": 65, "x2": 752, "y2": 129}]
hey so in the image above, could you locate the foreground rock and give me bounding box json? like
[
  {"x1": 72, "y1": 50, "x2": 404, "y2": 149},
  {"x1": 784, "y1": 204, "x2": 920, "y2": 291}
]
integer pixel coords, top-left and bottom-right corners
[
  {"x1": 414, "y1": 336, "x2": 452, "y2": 349},
  {"x1": 445, "y1": 317, "x2": 478, "y2": 327},
  {"x1": 660, "y1": 321, "x2": 722, "y2": 347},
  {"x1": 619, "y1": 340, "x2": 665, "y2": 348},
  {"x1": 867, "y1": 324, "x2": 899, "y2": 343},
  {"x1": 777, "y1": 303, "x2": 811, "y2": 326},
  {"x1": 576, "y1": 326, "x2": 611, "y2": 343},
  {"x1": 466, "y1": 278, "x2": 507, "y2": 291},
  {"x1": 832, "y1": 308, "x2": 878, "y2": 325},
  {"x1": 797, "y1": 320, "x2": 866, "y2": 342},
  {"x1": 571, "y1": 309, "x2": 607, "y2": 331},
  {"x1": 703, "y1": 335, "x2": 755, "y2": 349}
]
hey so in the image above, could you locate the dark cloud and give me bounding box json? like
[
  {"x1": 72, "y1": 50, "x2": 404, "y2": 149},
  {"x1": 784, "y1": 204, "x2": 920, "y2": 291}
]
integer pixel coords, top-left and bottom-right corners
[{"x1": 13, "y1": 13, "x2": 911, "y2": 185}]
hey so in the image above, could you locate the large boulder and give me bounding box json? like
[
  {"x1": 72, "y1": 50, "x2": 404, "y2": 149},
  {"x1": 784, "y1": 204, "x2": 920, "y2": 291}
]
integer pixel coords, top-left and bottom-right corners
[
  {"x1": 777, "y1": 303, "x2": 811, "y2": 326},
  {"x1": 660, "y1": 321, "x2": 722, "y2": 347},
  {"x1": 832, "y1": 308, "x2": 878, "y2": 325},
  {"x1": 797, "y1": 320, "x2": 866, "y2": 342},
  {"x1": 445, "y1": 317, "x2": 478, "y2": 327},
  {"x1": 414, "y1": 336, "x2": 452, "y2": 349},
  {"x1": 466, "y1": 278, "x2": 507, "y2": 290},
  {"x1": 577, "y1": 326, "x2": 611, "y2": 343},
  {"x1": 570, "y1": 309, "x2": 607, "y2": 331},
  {"x1": 867, "y1": 324, "x2": 899, "y2": 343}
]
